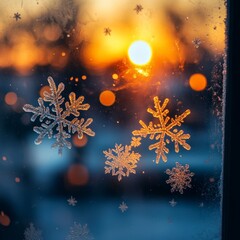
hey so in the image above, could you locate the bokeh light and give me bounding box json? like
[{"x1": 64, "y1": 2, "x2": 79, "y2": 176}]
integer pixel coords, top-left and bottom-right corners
[
  {"x1": 43, "y1": 24, "x2": 62, "y2": 42},
  {"x1": 66, "y1": 164, "x2": 89, "y2": 186},
  {"x1": 39, "y1": 85, "x2": 51, "y2": 98},
  {"x1": 4, "y1": 92, "x2": 18, "y2": 106},
  {"x1": 15, "y1": 177, "x2": 21, "y2": 183},
  {"x1": 81, "y1": 75, "x2": 87, "y2": 81},
  {"x1": 0, "y1": 212, "x2": 11, "y2": 227},
  {"x1": 99, "y1": 90, "x2": 116, "y2": 106},
  {"x1": 189, "y1": 73, "x2": 207, "y2": 91},
  {"x1": 112, "y1": 73, "x2": 119, "y2": 80},
  {"x1": 72, "y1": 134, "x2": 88, "y2": 148}
]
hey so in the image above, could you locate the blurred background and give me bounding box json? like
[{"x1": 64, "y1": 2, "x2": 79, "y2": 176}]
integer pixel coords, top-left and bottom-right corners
[{"x1": 0, "y1": 0, "x2": 226, "y2": 239}]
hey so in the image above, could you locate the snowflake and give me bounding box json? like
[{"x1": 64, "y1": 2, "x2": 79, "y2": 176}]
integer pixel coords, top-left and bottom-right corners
[
  {"x1": 192, "y1": 38, "x2": 201, "y2": 48},
  {"x1": 130, "y1": 137, "x2": 142, "y2": 148},
  {"x1": 103, "y1": 144, "x2": 141, "y2": 181},
  {"x1": 104, "y1": 27, "x2": 111, "y2": 36},
  {"x1": 134, "y1": 4, "x2": 143, "y2": 14},
  {"x1": 24, "y1": 223, "x2": 43, "y2": 240},
  {"x1": 13, "y1": 12, "x2": 21, "y2": 21},
  {"x1": 169, "y1": 199, "x2": 177, "y2": 207},
  {"x1": 165, "y1": 162, "x2": 194, "y2": 194},
  {"x1": 67, "y1": 196, "x2": 77, "y2": 206},
  {"x1": 119, "y1": 201, "x2": 128, "y2": 212},
  {"x1": 66, "y1": 222, "x2": 93, "y2": 240},
  {"x1": 132, "y1": 97, "x2": 191, "y2": 164},
  {"x1": 23, "y1": 76, "x2": 95, "y2": 155}
]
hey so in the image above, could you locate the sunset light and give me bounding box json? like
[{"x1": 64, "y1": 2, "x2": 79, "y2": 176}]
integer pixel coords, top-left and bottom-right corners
[
  {"x1": 0, "y1": 0, "x2": 227, "y2": 239},
  {"x1": 128, "y1": 40, "x2": 152, "y2": 66}
]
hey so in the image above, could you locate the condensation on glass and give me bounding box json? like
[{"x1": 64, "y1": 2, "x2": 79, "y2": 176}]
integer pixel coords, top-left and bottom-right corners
[{"x1": 0, "y1": 0, "x2": 226, "y2": 239}]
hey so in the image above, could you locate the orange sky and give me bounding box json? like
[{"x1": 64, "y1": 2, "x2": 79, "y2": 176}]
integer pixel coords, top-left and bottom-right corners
[{"x1": 0, "y1": 0, "x2": 226, "y2": 74}]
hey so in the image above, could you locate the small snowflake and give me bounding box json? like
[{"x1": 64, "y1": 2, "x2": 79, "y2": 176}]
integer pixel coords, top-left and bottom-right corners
[
  {"x1": 13, "y1": 12, "x2": 21, "y2": 21},
  {"x1": 132, "y1": 97, "x2": 191, "y2": 164},
  {"x1": 23, "y1": 76, "x2": 95, "y2": 155},
  {"x1": 134, "y1": 4, "x2": 143, "y2": 14},
  {"x1": 104, "y1": 27, "x2": 111, "y2": 36},
  {"x1": 199, "y1": 202, "x2": 204, "y2": 207},
  {"x1": 165, "y1": 162, "x2": 194, "y2": 194},
  {"x1": 24, "y1": 223, "x2": 43, "y2": 240},
  {"x1": 67, "y1": 196, "x2": 77, "y2": 206},
  {"x1": 130, "y1": 137, "x2": 142, "y2": 148},
  {"x1": 169, "y1": 199, "x2": 177, "y2": 207},
  {"x1": 119, "y1": 201, "x2": 128, "y2": 212},
  {"x1": 192, "y1": 38, "x2": 201, "y2": 48},
  {"x1": 104, "y1": 144, "x2": 141, "y2": 181},
  {"x1": 66, "y1": 222, "x2": 93, "y2": 240}
]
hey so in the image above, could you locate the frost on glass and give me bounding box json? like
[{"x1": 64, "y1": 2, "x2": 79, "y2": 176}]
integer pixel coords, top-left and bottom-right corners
[
  {"x1": 166, "y1": 162, "x2": 195, "y2": 194},
  {"x1": 23, "y1": 76, "x2": 95, "y2": 155},
  {"x1": 66, "y1": 223, "x2": 93, "y2": 240},
  {"x1": 67, "y1": 196, "x2": 78, "y2": 207},
  {"x1": 24, "y1": 223, "x2": 43, "y2": 240},
  {"x1": 119, "y1": 201, "x2": 128, "y2": 213},
  {"x1": 104, "y1": 144, "x2": 141, "y2": 181},
  {"x1": 0, "y1": 0, "x2": 226, "y2": 240},
  {"x1": 132, "y1": 97, "x2": 191, "y2": 163}
]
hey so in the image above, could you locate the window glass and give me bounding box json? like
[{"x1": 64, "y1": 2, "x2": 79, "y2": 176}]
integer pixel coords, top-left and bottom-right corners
[{"x1": 0, "y1": 0, "x2": 226, "y2": 239}]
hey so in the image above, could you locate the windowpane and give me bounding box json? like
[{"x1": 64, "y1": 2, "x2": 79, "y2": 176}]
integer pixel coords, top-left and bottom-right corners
[{"x1": 0, "y1": 0, "x2": 226, "y2": 239}]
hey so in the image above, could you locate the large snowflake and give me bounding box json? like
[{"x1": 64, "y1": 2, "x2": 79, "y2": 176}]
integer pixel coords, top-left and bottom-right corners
[
  {"x1": 132, "y1": 97, "x2": 191, "y2": 164},
  {"x1": 24, "y1": 223, "x2": 43, "y2": 240},
  {"x1": 23, "y1": 76, "x2": 95, "y2": 155},
  {"x1": 66, "y1": 222, "x2": 93, "y2": 240},
  {"x1": 104, "y1": 144, "x2": 141, "y2": 181},
  {"x1": 165, "y1": 162, "x2": 194, "y2": 194}
]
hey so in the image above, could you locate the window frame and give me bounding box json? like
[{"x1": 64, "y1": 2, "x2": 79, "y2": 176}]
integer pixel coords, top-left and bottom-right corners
[{"x1": 222, "y1": 0, "x2": 240, "y2": 239}]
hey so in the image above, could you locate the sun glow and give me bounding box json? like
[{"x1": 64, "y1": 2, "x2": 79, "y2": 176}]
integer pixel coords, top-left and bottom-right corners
[{"x1": 128, "y1": 40, "x2": 152, "y2": 66}]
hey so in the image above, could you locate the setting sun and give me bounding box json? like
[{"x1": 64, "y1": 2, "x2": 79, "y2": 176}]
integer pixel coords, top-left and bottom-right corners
[{"x1": 128, "y1": 40, "x2": 152, "y2": 66}]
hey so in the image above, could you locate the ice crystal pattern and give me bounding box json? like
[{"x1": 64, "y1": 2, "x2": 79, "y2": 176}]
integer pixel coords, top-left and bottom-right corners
[
  {"x1": 169, "y1": 199, "x2": 177, "y2": 207},
  {"x1": 66, "y1": 222, "x2": 93, "y2": 240},
  {"x1": 13, "y1": 12, "x2": 21, "y2": 21},
  {"x1": 104, "y1": 27, "x2": 111, "y2": 36},
  {"x1": 192, "y1": 38, "x2": 201, "y2": 48},
  {"x1": 104, "y1": 144, "x2": 141, "y2": 181},
  {"x1": 24, "y1": 223, "x2": 43, "y2": 240},
  {"x1": 166, "y1": 162, "x2": 194, "y2": 194},
  {"x1": 130, "y1": 137, "x2": 142, "y2": 148},
  {"x1": 132, "y1": 97, "x2": 191, "y2": 164},
  {"x1": 67, "y1": 196, "x2": 77, "y2": 206},
  {"x1": 119, "y1": 201, "x2": 128, "y2": 212},
  {"x1": 23, "y1": 76, "x2": 95, "y2": 155},
  {"x1": 134, "y1": 4, "x2": 143, "y2": 14}
]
